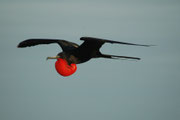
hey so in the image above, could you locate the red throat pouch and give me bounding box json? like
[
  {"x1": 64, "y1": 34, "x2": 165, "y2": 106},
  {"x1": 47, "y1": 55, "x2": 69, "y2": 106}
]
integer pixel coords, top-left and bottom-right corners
[{"x1": 55, "y1": 58, "x2": 77, "y2": 77}]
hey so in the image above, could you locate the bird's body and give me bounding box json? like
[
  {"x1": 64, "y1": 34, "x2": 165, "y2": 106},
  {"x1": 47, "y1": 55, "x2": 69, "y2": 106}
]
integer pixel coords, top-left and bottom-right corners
[{"x1": 17, "y1": 37, "x2": 151, "y2": 76}]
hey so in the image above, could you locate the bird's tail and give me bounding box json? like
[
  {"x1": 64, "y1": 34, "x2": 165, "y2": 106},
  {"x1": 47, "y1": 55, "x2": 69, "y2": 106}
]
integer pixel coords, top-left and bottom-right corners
[{"x1": 99, "y1": 54, "x2": 141, "y2": 60}]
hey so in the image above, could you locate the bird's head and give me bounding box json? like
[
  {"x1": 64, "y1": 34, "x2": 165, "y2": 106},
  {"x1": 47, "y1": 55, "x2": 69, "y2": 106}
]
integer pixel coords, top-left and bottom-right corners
[
  {"x1": 46, "y1": 52, "x2": 65, "y2": 60},
  {"x1": 46, "y1": 52, "x2": 77, "y2": 77}
]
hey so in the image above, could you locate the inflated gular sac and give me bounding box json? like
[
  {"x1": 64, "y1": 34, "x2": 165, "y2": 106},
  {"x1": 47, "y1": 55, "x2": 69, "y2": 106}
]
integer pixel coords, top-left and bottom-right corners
[{"x1": 55, "y1": 58, "x2": 77, "y2": 77}]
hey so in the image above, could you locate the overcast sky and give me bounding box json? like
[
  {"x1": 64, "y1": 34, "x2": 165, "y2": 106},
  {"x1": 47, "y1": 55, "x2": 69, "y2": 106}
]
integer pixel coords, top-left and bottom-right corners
[{"x1": 0, "y1": 0, "x2": 180, "y2": 120}]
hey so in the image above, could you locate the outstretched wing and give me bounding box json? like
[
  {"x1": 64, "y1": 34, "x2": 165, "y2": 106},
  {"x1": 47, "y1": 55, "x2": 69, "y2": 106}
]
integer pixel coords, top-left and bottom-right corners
[
  {"x1": 79, "y1": 37, "x2": 151, "y2": 60},
  {"x1": 17, "y1": 39, "x2": 79, "y2": 51},
  {"x1": 80, "y1": 37, "x2": 151, "y2": 47}
]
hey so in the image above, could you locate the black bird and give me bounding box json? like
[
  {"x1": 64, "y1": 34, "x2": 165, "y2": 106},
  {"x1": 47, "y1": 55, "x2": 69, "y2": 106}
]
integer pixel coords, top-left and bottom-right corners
[{"x1": 17, "y1": 37, "x2": 151, "y2": 65}]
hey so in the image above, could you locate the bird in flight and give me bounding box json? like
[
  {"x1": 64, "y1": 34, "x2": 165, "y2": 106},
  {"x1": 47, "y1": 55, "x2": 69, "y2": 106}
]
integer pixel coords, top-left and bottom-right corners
[{"x1": 17, "y1": 37, "x2": 151, "y2": 76}]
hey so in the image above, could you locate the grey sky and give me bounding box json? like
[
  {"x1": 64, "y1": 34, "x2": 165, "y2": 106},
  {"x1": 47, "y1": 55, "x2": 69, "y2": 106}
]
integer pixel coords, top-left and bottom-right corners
[{"x1": 0, "y1": 0, "x2": 180, "y2": 120}]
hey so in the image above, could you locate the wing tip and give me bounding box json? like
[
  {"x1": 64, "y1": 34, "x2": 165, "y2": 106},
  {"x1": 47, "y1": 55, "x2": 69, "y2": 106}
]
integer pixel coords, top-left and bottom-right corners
[
  {"x1": 17, "y1": 43, "x2": 23, "y2": 48},
  {"x1": 17, "y1": 39, "x2": 32, "y2": 48},
  {"x1": 17, "y1": 41, "x2": 27, "y2": 48}
]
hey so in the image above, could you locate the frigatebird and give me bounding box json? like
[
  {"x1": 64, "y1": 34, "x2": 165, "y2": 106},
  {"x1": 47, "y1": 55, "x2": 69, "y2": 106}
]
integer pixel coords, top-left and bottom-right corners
[{"x1": 17, "y1": 37, "x2": 151, "y2": 76}]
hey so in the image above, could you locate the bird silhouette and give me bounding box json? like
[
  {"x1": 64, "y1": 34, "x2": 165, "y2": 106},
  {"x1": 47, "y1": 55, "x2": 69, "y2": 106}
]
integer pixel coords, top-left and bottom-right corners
[{"x1": 17, "y1": 37, "x2": 151, "y2": 76}]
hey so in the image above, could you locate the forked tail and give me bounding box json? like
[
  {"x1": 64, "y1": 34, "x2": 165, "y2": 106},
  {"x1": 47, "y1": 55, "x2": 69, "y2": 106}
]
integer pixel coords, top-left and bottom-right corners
[{"x1": 100, "y1": 54, "x2": 141, "y2": 60}]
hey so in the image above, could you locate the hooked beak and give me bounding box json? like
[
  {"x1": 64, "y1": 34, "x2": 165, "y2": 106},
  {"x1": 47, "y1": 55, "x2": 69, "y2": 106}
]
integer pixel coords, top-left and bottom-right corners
[{"x1": 46, "y1": 56, "x2": 60, "y2": 60}]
